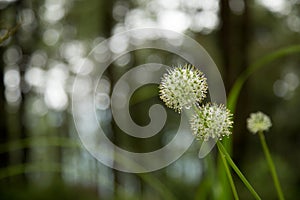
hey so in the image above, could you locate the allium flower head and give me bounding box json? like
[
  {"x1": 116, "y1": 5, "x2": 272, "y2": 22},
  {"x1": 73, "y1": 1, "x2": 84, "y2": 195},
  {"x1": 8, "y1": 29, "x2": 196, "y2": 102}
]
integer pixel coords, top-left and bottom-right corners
[
  {"x1": 190, "y1": 103, "x2": 233, "y2": 141},
  {"x1": 247, "y1": 111, "x2": 272, "y2": 134},
  {"x1": 159, "y1": 64, "x2": 208, "y2": 113}
]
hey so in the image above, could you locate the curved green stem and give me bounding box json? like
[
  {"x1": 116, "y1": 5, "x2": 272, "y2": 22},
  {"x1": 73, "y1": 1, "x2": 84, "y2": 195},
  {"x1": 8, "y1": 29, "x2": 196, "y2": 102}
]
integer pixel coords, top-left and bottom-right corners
[
  {"x1": 218, "y1": 144, "x2": 239, "y2": 200},
  {"x1": 217, "y1": 142, "x2": 261, "y2": 200},
  {"x1": 258, "y1": 132, "x2": 285, "y2": 200},
  {"x1": 228, "y1": 45, "x2": 300, "y2": 113}
]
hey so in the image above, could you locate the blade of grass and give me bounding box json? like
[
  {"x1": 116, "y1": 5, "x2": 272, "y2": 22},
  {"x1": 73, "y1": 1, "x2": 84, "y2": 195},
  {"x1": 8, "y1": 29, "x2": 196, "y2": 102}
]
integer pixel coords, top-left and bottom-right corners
[
  {"x1": 0, "y1": 162, "x2": 139, "y2": 200},
  {"x1": 0, "y1": 162, "x2": 62, "y2": 179},
  {"x1": 0, "y1": 136, "x2": 82, "y2": 154},
  {"x1": 218, "y1": 148, "x2": 239, "y2": 200},
  {"x1": 0, "y1": 137, "x2": 176, "y2": 200},
  {"x1": 216, "y1": 137, "x2": 232, "y2": 200},
  {"x1": 194, "y1": 153, "x2": 215, "y2": 200}
]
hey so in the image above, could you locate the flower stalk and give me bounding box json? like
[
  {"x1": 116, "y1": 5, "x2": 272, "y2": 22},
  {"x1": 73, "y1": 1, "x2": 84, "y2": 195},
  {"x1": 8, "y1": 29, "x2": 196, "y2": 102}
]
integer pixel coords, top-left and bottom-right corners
[
  {"x1": 247, "y1": 111, "x2": 285, "y2": 200},
  {"x1": 218, "y1": 145, "x2": 239, "y2": 200},
  {"x1": 258, "y1": 131, "x2": 285, "y2": 200},
  {"x1": 217, "y1": 142, "x2": 261, "y2": 200}
]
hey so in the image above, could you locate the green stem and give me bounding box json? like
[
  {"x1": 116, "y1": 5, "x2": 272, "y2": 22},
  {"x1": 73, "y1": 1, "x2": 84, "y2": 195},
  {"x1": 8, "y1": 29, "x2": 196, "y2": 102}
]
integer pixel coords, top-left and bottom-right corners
[
  {"x1": 258, "y1": 132, "x2": 285, "y2": 200},
  {"x1": 218, "y1": 144, "x2": 239, "y2": 200},
  {"x1": 217, "y1": 142, "x2": 261, "y2": 200},
  {"x1": 228, "y1": 45, "x2": 300, "y2": 113},
  {"x1": 0, "y1": 24, "x2": 20, "y2": 44}
]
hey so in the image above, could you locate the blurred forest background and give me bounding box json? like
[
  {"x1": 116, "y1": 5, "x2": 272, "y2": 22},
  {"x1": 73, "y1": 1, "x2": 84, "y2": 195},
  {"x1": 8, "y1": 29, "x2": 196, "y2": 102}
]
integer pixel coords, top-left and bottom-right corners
[{"x1": 1, "y1": 0, "x2": 300, "y2": 199}]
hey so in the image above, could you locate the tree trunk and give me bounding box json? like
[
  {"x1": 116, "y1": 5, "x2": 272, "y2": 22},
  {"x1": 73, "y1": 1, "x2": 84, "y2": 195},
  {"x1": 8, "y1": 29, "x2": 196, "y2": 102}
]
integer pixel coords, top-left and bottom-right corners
[
  {"x1": 217, "y1": 0, "x2": 252, "y2": 199},
  {"x1": 0, "y1": 44, "x2": 9, "y2": 171}
]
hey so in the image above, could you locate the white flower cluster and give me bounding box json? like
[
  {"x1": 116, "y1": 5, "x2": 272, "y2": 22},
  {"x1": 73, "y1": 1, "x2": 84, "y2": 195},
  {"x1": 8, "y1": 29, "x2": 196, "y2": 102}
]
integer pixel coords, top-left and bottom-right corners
[
  {"x1": 247, "y1": 111, "x2": 272, "y2": 134},
  {"x1": 159, "y1": 64, "x2": 233, "y2": 141},
  {"x1": 159, "y1": 64, "x2": 208, "y2": 113},
  {"x1": 190, "y1": 103, "x2": 233, "y2": 141}
]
